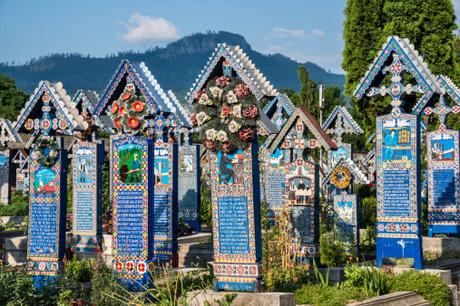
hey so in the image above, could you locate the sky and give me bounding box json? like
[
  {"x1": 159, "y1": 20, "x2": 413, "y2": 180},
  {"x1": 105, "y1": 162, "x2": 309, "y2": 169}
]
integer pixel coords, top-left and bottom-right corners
[{"x1": 0, "y1": 0, "x2": 459, "y2": 74}]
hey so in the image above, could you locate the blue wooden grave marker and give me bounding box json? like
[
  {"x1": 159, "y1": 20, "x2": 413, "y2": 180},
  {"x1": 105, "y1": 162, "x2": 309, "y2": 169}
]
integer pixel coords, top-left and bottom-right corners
[
  {"x1": 111, "y1": 136, "x2": 154, "y2": 290},
  {"x1": 178, "y1": 143, "x2": 201, "y2": 233},
  {"x1": 285, "y1": 159, "x2": 320, "y2": 263},
  {"x1": 153, "y1": 139, "x2": 178, "y2": 266},
  {"x1": 27, "y1": 137, "x2": 67, "y2": 288},
  {"x1": 353, "y1": 36, "x2": 442, "y2": 269},
  {"x1": 210, "y1": 142, "x2": 263, "y2": 292},
  {"x1": 425, "y1": 95, "x2": 460, "y2": 235},
  {"x1": 72, "y1": 141, "x2": 104, "y2": 256},
  {"x1": 334, "y1": 193, "x2": 358, "y2": 253}
]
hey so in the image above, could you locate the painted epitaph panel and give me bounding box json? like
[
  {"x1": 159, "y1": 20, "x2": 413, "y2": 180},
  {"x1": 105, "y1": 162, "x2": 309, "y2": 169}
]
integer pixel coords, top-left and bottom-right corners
[
  {"x1": 209, "y1": 143, "x2": 262, "y2": 292},
  {"x1": 427, "y1": 130, "x2": 460, "y2": 234},
  {"x1": 178, "y1": 144, "x2": 201, "y2": 232},
  {"x1": 334, "y1": 194, "x2": 358, "y2": 252},
  {"x1": 72, "y1": 141, "x2": 103, "y2": 254},
  {"x1": 376, "y1": 114, "x2": 422, "y2": 269},
  {"x1": 153, "y1": 140, "x2": 178, "y2": 265},
  {"x1": 27, "y1": 138, "x2": 67, "y2": 283},
  {"x1": 264, "y1": 148, "x2": 286, "y2": 220},
  {"x1": 285, "y1": 160, "x2": 320, "y2": 262},
  {"x1": 111, "y1": 136, "x2": 154, "y2": 290}
]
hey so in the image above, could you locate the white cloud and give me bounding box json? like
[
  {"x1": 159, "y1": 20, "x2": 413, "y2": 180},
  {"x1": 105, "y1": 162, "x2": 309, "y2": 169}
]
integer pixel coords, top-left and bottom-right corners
[
  {"x1": 311, "y1": 29, "x2": 325, "y2": 38},
  {"x1": 122, "y1": 13, "x2": 180, "y2": 43},
  {"x1": 271, "y1": 27, "x2": 306, "y2": 39}
]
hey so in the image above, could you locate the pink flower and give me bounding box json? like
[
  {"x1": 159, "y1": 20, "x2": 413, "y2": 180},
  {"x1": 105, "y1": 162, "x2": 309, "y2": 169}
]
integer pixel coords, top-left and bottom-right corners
[
  {"x1": 239, "y1": 127, "x2": 255, "y2": 141},
  {"x1": 216, "y1": 76, "x2": 230, "y2": 87},
  {"x1": 243, "y1": 105, "x2": 259, "y2": 119},
  {"x1": 235, "y1": 84, "x2": 250, "y2": 97}
]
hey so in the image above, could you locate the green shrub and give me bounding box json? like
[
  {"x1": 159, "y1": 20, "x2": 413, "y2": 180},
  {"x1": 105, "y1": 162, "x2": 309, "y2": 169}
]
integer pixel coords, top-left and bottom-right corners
[
  {"x1": 0, "y1": 190, "x2": 29, "y2": 216},
  {"x1": 389, "y1": 271, "x2": 451, "y2": 306},
  {"x1": 343, "y1": 264, "x2": 389, "y2": 296},
  {"x1": 0, "y1": 264, "x2": 57, "y2": 305},
  {"x1": 295, "y1": 284, "x2": 367, "y2": 306},
  {"x1": 264, "y1": 265, "x2": 311, "y2": 292},
  {"x1": 320, "y1": 231, "x2": 347, "y2": 267},
  {"x1": 360, "y1": 197, "x2": 376, "y2": 228}
]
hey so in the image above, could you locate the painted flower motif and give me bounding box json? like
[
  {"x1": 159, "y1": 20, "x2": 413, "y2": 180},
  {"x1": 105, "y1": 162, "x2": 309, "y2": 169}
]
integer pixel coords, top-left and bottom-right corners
[
  {"x1": 118, "y1": 106, "x2": 127, "y2": 116},
  {"x1": 226, "y1": 91, "x2": 239, "y2": 104},
  {"x1": 194, "y1": 89, "x2": 205, "y2": 101},
  {"x1": 49, "y1": 150, "x2": 58, "y2": 158},
  {"x1": 205, "y1": 128, "x2": 217, "y2": 140},
  {"x1": 239, "y1": 127, "x2": 255, "y2": 141},
  {"x1": 121, "y1": 91, "x2": 132, "y2": 101},
  {"x1": 232, "y1": 104, "x2": 242, "y2": 118},
  {"x1": 191, "y1": 113, "x2": 198, "y2": 126},
  {"x1": 228, "y1": 120, "x2": 241, "y2": 133},
  {"x1": 195, "y1": 112, "x2": 211, "y2": 126},
  {"x1": 235, "y1": 84, "x2": 250, "y2": 97},
  {"x1": 209, "y1": 87, "x2": 223, "y2": 100},
  {"x1": 217, "y1": 130, "x2": 228, "y2": 142},
  {"x1": 127, "y1": 117, "x2": 140, "y2": 129},
  {"x1": 113, "y1": 118, "x2": 122, "y2": 130},
  {"x1": 111, "y1": 102, "x2": 119, "y2": 114},
  {"x1": 222, "y1": 142, "x2": 233, "y2": 153},
  {"x1": 205, "y1": 139, "x2": 216, "y2": 150},
  {"x1": 216, "y1": 76, "x2": 230, "y2": 87},
  {"x1": 220, "y1": 104, "x2": 231, "y2": 118},
  {"x1": 131, "y1": 100, "x2": 145, "y2": 113},
  {"x1": 32, "y1": 150, "x2": 42, "y2": 160},
  {"x1": 243, "y1": 105, "x2": 259, "y2": 119},
  {"x1": 198, "y1": 93, "x2": 212, "y2": 105}
]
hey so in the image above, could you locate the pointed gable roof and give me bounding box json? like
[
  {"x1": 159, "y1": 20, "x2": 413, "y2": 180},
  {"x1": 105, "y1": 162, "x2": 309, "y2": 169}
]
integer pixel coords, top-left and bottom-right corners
[
  {"x1": 166, "y1": 90, "x2": 192, "y2": 128},
  {"x1": 72, "y1": 89, "x2": 100, "y2": 115},
  {"x1": 263, "y1": 94, "x2": 296, "y2": 117},
  {"x1": 13, "y1": 81, "x2": 87, "y2": 134},
  {"x1": 437, "y1": 75, "x2": 460, "y2": 105},
  {"x1": 94, "y1": 60, "x2": 188, "y2": 125},
  {"x1": 0, "y1": 118, "x2": 22, "y2": 146},
  {"x1": 322, "y1": 106, "x2": 363, "y2": 135},
  {"x1": 263, "y1": 94, "x2": 296, "y2": 131},
  {"x1": 353, "y1": 36, "x2": 440, "y2": 115},
  {"x1": 267, "y1": 107, "x2": 337, "y2": 153},
  {"x1": 185, "y1": 43, "x2": 278, "y2": 104},
  {"x1": 323, "y1": 157, "x2": 370, "y2": 186}
]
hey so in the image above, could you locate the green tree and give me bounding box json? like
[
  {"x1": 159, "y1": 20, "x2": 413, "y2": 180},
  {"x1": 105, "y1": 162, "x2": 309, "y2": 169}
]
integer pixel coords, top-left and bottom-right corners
[
  {"x1": 298, "y1": 66, "x2": 319, "y2": 116},
  {"x1": 343, "y1": 0, "x2": 460, "y2": 134},
  {"x1": 0, "y1": 75, "x2": 28, "y2": 121}
]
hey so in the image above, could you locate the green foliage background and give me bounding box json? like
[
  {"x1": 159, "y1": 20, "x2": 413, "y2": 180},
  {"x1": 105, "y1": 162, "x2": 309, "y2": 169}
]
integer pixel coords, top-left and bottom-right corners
[{"x1": 343, "y1": 0, "x2": 460, "y2": 134}]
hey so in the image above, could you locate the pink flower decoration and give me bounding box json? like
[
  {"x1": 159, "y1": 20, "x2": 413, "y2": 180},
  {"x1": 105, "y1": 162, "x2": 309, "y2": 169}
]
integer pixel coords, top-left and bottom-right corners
[
  {"x1": 235, "y1": 84, "x2": 250, "y2": 97},
  {"x1": 216, "y1": 76, "x2": 230, "y2": 87}
]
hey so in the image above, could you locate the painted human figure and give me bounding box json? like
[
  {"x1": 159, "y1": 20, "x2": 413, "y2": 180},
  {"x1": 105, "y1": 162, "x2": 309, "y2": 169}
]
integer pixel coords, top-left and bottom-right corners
[
  {"x1": 219, "y1": 153, "x2": 235, "y2": 184},
  {"x1": 127, "y1": 153, "x2": 141, "y2": 183}
]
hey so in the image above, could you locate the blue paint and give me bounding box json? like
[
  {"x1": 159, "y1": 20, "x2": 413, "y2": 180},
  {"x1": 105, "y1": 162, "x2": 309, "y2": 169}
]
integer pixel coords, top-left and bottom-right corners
[
  {"x1": 218, "y1": 196, "x2": 250, "y2": 254},
  {"x1": 432, "y1": 169, "x2": 456, "y2": 207}
]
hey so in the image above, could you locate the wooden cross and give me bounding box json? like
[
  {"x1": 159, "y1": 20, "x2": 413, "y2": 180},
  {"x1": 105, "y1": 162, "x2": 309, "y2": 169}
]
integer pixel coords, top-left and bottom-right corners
[
  {"x1": 424, "y1": 95, "x2": 460, "y2": 131},
  {"x1": 367, "y1": 53, "x2": 424, "y2": 118}
]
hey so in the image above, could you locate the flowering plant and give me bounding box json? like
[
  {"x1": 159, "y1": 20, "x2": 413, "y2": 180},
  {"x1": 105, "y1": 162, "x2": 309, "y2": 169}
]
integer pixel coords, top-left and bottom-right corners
[{"x1": 191, "y1": 75, "x2": 259, "y2": 152}]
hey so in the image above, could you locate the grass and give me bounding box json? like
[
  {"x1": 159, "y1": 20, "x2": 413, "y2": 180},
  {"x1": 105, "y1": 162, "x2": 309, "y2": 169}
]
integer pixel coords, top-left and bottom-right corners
[{"x1": 295, "y1": 284, "x2": 367, "y2": 306}]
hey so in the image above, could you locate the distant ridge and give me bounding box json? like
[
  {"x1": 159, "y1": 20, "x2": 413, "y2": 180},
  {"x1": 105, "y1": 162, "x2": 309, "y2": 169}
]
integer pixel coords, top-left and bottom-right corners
[{"x1": 0, "y1": 31, "x2": 344, "y2": 96}]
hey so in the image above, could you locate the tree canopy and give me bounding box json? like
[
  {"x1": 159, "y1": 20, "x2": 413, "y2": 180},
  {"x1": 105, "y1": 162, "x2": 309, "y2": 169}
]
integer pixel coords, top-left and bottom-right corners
[
  {"x1": 0, "y1": 74, "x2": 28, "y2": 121},
  {"x1": 343, "y1": 0, "x2": 460, "y2": 134}
]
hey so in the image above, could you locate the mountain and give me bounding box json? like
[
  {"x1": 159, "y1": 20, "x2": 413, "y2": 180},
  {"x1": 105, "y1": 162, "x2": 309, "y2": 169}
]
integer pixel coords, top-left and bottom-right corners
[{"x1": 0, "y1": 31, "x2": 344, "y2": 97}]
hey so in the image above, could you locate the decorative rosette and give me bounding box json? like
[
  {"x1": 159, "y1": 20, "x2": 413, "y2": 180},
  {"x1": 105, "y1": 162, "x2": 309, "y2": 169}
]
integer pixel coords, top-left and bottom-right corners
[
  {"x1": 31, "y1": 135, "x2": 60, "y2": 167},
  {"x1": 330, "y1": 166, "x2": 352, "y2": 190},
  {"x1": 191, "y1": 76, "x2": 260, "y2": 153},
  {"x1": 108, "y1": 83, "x2": 150, "y2": 135}
]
